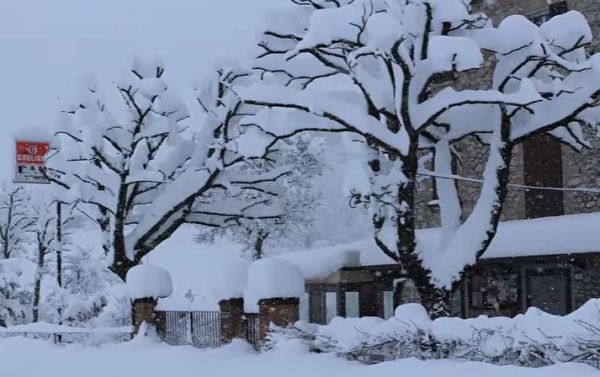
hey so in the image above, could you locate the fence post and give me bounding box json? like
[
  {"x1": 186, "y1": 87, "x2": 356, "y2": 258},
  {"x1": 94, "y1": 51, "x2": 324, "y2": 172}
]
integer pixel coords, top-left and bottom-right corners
[
  {"x1": 219, "y1": 298, "x2": 244, "y2": 344},
  {"x1": 154, "y1": 311, "x2": 167, "y2": 339},
  {"x1": 132, "y1": 297, "x2": 158, "y2": 334}
]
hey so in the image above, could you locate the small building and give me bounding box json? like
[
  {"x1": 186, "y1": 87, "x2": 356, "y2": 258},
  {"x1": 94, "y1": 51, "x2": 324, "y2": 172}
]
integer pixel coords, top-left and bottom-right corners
[
  {"x1": 276, "y1": 242, "x2": 414, "y2": 325},
  {"x1": 281, "y1": 212, "x2": 600, "y2": 324}
]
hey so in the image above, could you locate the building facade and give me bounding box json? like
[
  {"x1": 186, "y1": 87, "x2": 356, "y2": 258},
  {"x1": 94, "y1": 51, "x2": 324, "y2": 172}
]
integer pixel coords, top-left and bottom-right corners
[
  {"x1": 415, "y1": 0, "x2": 600, "y2": 229},
  {"x1": 307, "y1": 0, "x2": 600, "y2": 323}
]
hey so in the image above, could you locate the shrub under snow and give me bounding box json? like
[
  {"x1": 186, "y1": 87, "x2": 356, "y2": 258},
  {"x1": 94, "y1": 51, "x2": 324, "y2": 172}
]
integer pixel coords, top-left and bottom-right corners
[
  {"x1": 126, "y1": 265, "x2": 173, "y2": 300},
  {"x1": 269, "y1": 301, "x2": 600, "y2": 368}
]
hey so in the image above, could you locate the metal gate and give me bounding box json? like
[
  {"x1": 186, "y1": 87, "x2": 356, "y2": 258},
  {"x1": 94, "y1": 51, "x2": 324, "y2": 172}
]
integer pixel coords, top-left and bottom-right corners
[
  {"x1": 163, "y1": 311, "x2": 220, "y2": 348},
  {"x1": 242, "y1": 313, "x2": 260, "y2": 350}
]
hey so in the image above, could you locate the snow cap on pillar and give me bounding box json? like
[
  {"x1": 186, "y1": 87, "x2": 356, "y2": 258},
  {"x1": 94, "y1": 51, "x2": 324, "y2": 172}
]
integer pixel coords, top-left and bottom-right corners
[
  {"x1": 243, "y1": 258, "x2": 305, "y2": 313},
  {"x1": 126, "y1": 264, "x2": 173, "y2": 300}
]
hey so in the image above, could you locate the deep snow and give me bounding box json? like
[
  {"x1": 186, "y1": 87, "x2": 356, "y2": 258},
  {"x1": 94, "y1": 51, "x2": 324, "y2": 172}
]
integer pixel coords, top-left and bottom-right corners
[{"x1": 0, "y1": 336, "x2": 597, "y2": 377}]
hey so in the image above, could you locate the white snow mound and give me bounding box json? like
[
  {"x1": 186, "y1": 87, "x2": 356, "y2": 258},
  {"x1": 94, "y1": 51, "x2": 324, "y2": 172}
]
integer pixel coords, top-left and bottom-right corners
[
  {"x1": 126, "y1": 264, "x2": 173, "y2": 300},
  {"x1": 244, "y1": 258, "x2": 305, "y2": 312}
]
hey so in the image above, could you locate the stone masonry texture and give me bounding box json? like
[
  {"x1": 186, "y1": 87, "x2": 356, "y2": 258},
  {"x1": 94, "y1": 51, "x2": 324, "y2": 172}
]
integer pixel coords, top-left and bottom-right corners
[
  {"x1": 258, "y1": 298, "x2": 300, "y2": 341},
  {"x1": 414, "y1": 0, "x2": 600, "y2": 229}
]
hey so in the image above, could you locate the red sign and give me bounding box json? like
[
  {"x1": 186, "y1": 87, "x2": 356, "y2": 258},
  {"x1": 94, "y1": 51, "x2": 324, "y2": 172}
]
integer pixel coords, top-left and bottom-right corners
[
  {"x1": 15, "y1": 141, "x2": 50, "y2": 184},
  {"x1": 16, "y1": 141, "x2": 49, "y2": 165}
]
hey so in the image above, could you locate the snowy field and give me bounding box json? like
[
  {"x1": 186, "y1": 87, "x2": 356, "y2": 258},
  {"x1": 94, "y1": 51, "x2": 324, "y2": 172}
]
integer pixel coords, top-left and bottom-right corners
[{"x1": 1, "y1": 337, "x2": 598, "y2": 377}]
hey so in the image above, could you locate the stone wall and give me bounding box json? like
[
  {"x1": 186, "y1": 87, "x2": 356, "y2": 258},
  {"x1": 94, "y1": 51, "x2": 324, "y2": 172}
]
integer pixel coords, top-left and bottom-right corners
[
  {"x1": 219, "y1": 298, "x2": 244, "y2": 344},
  {"x1": 562, "y1": 129, "x2": 600, "y2": 215},
  {"x1": 571, "y1": 255, "x2": 600, "y2": 309},
  {"x1": 415, "y1": 0, "x2": 600, "y2": 229},
  {"x1": 463, "y1": 254, "x2": 600, "y2": 318},
  {"x1": 258, "y1": 298, "x2": 300, "y2": 341},
  {"x1": 132, "y1": 297, "x2": 157, "y2": 333}
]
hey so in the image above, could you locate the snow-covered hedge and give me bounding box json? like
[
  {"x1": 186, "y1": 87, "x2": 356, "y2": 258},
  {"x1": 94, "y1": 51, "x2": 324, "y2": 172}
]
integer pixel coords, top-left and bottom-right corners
[{"x1": 268, "y1": 302, "x2": 600, "y2": 368}]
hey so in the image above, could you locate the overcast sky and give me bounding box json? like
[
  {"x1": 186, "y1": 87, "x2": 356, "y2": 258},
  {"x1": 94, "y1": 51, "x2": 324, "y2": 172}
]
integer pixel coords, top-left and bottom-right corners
[{"x1": 0, "y1": 0, "x2": 282, "y2": 181}]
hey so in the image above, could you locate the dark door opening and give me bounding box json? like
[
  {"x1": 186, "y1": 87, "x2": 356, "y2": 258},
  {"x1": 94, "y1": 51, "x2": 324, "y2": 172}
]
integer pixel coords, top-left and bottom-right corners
[{"x1": 525, "y1": 268, "x2": 571, "y2": 315}]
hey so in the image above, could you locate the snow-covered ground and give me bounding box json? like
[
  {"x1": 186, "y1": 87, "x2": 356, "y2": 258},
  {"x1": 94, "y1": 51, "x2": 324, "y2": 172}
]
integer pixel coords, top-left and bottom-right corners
[{"x1": 0, "y1": 336, "x2": 597, "y2": 377}]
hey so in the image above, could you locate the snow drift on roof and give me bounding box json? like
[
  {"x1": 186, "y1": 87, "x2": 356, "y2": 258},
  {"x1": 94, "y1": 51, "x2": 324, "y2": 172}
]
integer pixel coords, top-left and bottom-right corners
[
  {"x1": 281, "y1": 212, "x2": 600, "y2": 282},
  {"x1": 419, "y1": 211, "x2": 600, "y2": 261}
]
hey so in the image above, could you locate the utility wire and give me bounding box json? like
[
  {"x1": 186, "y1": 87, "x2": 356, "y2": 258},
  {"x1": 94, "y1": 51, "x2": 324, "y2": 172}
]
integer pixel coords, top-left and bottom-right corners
[{"x1": 418, "y1": 171, "x2": 600, "y2": 195}]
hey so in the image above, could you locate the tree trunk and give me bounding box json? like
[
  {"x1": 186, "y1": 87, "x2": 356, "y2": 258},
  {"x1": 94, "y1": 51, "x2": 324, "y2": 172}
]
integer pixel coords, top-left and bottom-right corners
[
  {"x1": 99, "y1": 208, "x2": 111, "y2": 256},
  {"x1": 110, "y1": 236, "x2": 136, "y2": 282},
  {"x1": 2, "y1": 195, "x2": 13, "y2": 259},
  {"x1": 32, "y1": 243, "x2": 46, "y2": 322},
  {"x1": 253, "y1": 230, "x2": 269, "y2": 260},
  {"x1": 56, "y1": 202, "x2": 63, "y2": 288},
  {"x1": 397, "y1": 144, "x2": 452, "y2": 317}
]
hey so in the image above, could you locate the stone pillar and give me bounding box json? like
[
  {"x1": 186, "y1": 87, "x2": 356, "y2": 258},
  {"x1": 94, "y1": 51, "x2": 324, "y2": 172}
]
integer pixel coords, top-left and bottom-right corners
[
  {"x1": 219, "y1": 298, "x2": 244, "y2": 344},
  {"x1": 131, "y1": 297, "x2": 157, "y2": 334},
  {"x1": 258, "y1": 297, "x2": 300, "y2": 341}
]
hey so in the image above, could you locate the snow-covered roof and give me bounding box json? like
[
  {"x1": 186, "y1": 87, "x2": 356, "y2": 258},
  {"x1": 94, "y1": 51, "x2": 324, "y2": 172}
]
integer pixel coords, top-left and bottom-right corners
[
  {"x1": 273, "y1": 241, "x2": 394, "y2": 281},
  {"x1": 280, "y1": 213, "x2": 600, "y2": 281},
  {"x1": 148, "y1": 213, "x2": 600, "y2": 300},
  {"x1": 419, "y1": 212, "x2": 600, "y2": 260}
]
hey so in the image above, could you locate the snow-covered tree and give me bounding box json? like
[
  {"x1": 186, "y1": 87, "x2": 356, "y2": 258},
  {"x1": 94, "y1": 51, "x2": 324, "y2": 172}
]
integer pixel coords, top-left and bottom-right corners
[
  {"x1": 0, "y1": 186, "x2": 34, "y2": 259},
  {"x1": 196, "y1": 135, "x2": 324, "y2": 259},
  {"x1": 0, "y1": 258, "x2": 31, "y2": 327},
  {"x1": 45, "y1": 61, "x2": 301, "y2": 280},
  {"x1": 30, "y1": 202, "x2": 55, "y2": 322},
  {"x1": 57, "y1": 247, "x2": 124, "y2": 326},
  {"x1": 240, "y1": 0, "x2": 600, "y2": 315}
]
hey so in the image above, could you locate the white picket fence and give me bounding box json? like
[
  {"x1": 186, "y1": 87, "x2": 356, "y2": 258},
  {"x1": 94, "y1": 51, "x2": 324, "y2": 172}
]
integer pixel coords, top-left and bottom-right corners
[{"x1": 0, "y1": 322, "x2": 133, "y2": 344}]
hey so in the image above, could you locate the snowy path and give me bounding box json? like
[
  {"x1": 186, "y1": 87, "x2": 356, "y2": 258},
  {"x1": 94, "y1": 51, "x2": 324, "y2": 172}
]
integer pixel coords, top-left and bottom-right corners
[{"x1": 1, "y1": 337, "x2": 597, "y2": 377}]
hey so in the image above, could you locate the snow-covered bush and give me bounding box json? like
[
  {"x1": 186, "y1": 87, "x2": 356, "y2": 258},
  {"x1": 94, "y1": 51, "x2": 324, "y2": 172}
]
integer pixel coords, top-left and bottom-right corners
[{"x1": 269, "y1": 302, "x2": 600, "y2": 368}]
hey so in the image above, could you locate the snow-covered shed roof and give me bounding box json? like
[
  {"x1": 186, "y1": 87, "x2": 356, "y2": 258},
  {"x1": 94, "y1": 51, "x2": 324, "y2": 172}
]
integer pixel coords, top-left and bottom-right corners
[{"x1": 279, "y1": 212, "x2": 600, "y2": 281}]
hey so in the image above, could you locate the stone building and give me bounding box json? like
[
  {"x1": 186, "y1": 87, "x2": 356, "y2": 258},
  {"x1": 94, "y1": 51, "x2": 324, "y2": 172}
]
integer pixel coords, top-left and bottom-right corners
[
  {"x1": 303, "y1": 0, "x2": 600, "y2": 323},
  {"x1": 413, "y1": 0, "x2": 600, "y2": 318},
  {"x1": 415, "y1": 0, "x2": 600, "y2": 229}
]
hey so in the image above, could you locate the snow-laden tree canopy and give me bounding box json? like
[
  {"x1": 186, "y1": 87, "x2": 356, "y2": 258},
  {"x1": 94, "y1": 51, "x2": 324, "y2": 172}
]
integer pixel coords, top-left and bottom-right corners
[
  {"x1": 238, "y1": 0, "x2": 600, "y2": 314},
  {"x1": 45, "y1": 60, "x2": 299, "y2": 279},
  {"x1": 195, "y1": 134, "x2": 325, "y2": 259}
]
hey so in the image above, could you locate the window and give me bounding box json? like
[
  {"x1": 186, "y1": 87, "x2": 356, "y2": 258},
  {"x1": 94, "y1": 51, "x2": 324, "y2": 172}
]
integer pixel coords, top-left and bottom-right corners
[
  {"x1": 325, "y1": 292, "x2": 337, "y2": 324},
  {"x1": 344, "y1": 292, "x2": 360, "y2": 318},
  {"x1": 299, "y1": 293, "x2": 309, "y2": 322},
  {"x1": 383, "y1": 291, "x2": 394, "y2": 320},
  {"x1": 451, "y1": 287, "x2": 463, "y2": 316},
  {"x1": 526, "y1": 267, "x2": 571, "y2": 315},
  {"x1": 469, "y1": 267, "x2": 520, "y2": 315}
]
